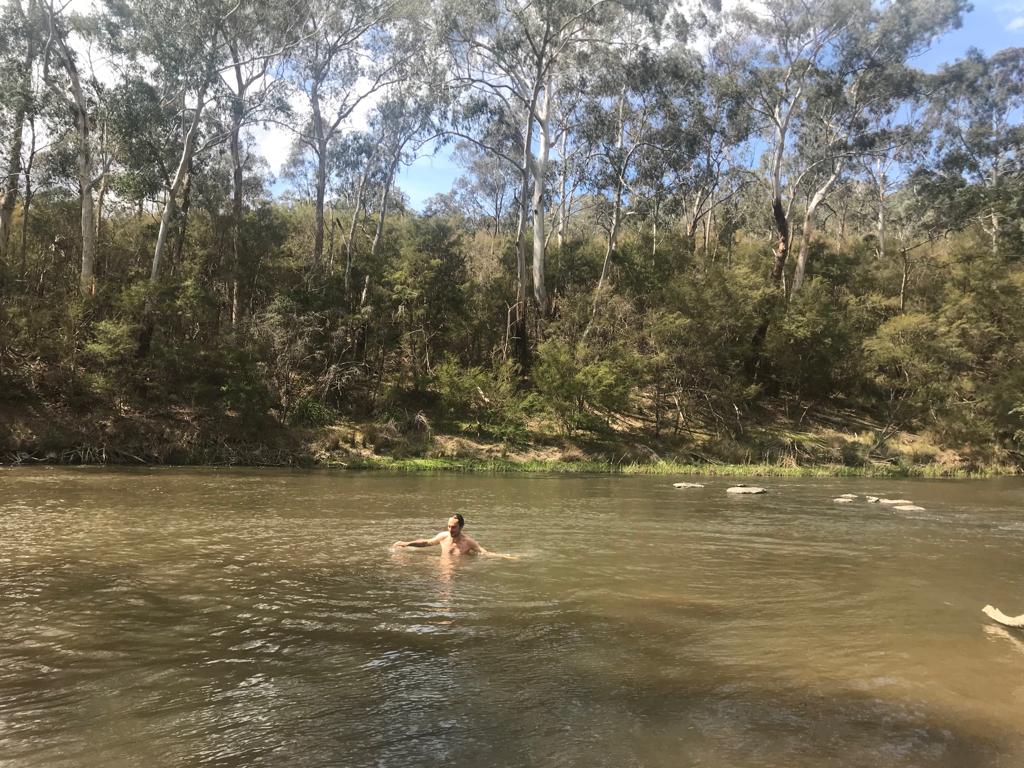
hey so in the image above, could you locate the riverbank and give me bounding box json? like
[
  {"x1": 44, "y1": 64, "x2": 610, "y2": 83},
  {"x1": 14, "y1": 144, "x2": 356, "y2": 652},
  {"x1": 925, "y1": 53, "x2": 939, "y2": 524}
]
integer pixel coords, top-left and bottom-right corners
[{"x1": 1, "y1": 399, "x2": 1019, "y2": 477}]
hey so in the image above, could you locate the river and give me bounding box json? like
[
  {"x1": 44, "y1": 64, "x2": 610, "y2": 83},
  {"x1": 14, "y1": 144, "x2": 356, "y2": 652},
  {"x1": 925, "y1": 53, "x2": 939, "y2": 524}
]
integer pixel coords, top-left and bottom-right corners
[{"x1": 1, "y1": 467, "x2": 1022, "y2": 767}]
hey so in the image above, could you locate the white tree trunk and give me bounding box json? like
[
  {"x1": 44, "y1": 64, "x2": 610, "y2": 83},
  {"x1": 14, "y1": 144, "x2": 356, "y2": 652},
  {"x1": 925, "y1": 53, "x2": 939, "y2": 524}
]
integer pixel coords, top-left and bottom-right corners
[
  {"x1": 49, "y1": 10, "x2": 97, "y2": 296},
  {"x1": 151, "y1": 84, "x2": 209, "y2": 284},
  {"x1": 530, "y1": 78, "x2": 552, "y2": 315},
  {"x1": 791, "y1": 164, "x2": 843, "y2": 296}
]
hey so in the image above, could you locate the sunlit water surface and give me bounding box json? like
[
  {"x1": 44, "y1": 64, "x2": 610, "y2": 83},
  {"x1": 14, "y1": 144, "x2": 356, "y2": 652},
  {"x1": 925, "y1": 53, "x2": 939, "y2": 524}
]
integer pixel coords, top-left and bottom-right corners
[{"x1": 1, "y1": 468, "x2": 1023, "y2": 767}]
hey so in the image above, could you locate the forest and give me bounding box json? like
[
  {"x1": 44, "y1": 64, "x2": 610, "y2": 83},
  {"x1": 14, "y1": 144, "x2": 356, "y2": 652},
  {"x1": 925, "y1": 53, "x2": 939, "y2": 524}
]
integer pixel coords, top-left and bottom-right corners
[{"x1": 1, "y1": 0, "x2": 1022, "y2": 473}]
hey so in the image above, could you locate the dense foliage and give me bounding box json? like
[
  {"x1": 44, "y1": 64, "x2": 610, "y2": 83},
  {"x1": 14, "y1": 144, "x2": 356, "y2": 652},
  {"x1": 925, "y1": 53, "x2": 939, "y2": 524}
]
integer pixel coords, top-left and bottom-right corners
[{"x1": 1, "y1": 0, "x2": 1022, "y2": 469}]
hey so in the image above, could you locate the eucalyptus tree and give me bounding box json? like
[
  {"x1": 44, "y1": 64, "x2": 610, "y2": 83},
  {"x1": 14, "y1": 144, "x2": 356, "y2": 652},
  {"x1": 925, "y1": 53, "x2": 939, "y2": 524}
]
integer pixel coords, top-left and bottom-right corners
[
  {"x1": 577, "y1": 26, "x2": 679, "y2": 337},
  {"x1": 36, "y1": 0, "x2": 105, "y2": 295},
  {"x1": 443, "y1": 0, "x2": 661, "y2": 340},
  {"x1": 354, "y1": 81, "x2": 442, "y2": 308},
  {"x1": 628, "y1": 41, "x2": 752, "y2": 260},
  {"x1": 724, "y1": 0, "x2": 967, "y2": 295},
  {"x1": 451, "y1": 142, "x2": 519, "y2": 248},
  {"x1": 0, "y1": 0, "x2": 39, "y2": 266},
  {"x1": 288, "y1": 0, "x2": 406, "y2": 269},
  {"x1": 218, "y1": 0, "x2": 302, "y2": 325},
  {"x1": 925, "y1": 47, "x2": 1024, "y2": 257},
  {"x1": 105, "y1": 0, "x2": 235, "y2": 286}
]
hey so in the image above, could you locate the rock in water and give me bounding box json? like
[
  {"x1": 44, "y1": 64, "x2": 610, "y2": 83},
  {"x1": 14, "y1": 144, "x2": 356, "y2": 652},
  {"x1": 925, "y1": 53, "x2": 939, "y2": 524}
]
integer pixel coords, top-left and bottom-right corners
[
  {"x1": 865, "y1": 496, "x2": 880, "y2": 503},
  {"x1": 879, "y1": 498, "x2": 913, "y2": 505},
  {"x1": 727, "y1": 486, "x2": 766, "y2": 494},
  {"x1": 673, "y1": 482, "x2": 705, "y2": 489},
  {"x1": 839, "y1": 493, "x2": 858, "y2": 499},
  {"x1": 833, "y1": 497, "x2": 854, "y2": 503},
  {"x1": 893, "y1": 504, "x2": 925, "y2": 512}
]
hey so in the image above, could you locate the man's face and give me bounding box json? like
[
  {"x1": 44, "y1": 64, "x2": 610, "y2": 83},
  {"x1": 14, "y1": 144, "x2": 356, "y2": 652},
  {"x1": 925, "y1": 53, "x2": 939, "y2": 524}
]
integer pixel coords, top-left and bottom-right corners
[{"x1": 447, "y1": 516, "x2": 462, "y2": 537}]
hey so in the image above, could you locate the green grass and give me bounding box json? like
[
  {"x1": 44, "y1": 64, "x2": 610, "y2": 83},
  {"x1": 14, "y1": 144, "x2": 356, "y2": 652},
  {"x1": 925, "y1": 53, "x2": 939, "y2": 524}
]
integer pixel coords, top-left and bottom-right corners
[{"x1": 318, "y1": 456, "x2": 1012, "y2": 478}]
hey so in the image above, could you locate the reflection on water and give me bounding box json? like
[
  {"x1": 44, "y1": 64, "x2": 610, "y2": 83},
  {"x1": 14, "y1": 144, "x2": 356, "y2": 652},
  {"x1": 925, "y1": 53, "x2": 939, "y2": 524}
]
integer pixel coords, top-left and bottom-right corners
[{"x1": 1, "y1": 467, "x2": 1023, "y2": 767}]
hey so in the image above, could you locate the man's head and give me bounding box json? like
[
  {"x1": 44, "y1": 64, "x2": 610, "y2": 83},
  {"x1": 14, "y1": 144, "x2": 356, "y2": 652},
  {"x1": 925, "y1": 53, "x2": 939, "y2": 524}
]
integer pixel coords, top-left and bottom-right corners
[{"x1": 447, "y1": 514, "x2": 465, "y2": 537}]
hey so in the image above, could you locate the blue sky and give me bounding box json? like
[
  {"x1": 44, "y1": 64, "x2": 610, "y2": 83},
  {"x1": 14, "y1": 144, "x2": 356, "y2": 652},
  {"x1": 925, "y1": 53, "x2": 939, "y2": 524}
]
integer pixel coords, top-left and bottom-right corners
[{"x1": 391, "y1": 0, "x2": 1024, "y2": 210}]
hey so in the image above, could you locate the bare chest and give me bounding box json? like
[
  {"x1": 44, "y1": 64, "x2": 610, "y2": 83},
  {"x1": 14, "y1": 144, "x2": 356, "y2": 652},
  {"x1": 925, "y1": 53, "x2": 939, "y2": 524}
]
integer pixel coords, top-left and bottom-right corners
[{"x1": 441, "y1": 536, "x2": 473, "y2": 555}]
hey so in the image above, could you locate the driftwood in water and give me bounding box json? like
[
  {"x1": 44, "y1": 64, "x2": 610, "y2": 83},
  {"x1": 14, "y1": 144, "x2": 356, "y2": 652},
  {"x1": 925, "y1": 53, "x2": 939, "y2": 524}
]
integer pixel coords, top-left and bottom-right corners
[{"x1": 983, "y1": 605, "x2": 1024, "y2": 628}]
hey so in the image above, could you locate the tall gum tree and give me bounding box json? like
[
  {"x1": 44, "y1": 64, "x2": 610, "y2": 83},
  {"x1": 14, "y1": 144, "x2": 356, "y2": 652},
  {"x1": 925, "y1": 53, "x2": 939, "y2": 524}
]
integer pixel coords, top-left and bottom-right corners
[
  {"x1": 289, "y1": 0, "x2": 405, "y2": 269},
  {"x1": 0, "y1": 0, "x2": 38, "y2": 267},
  {"x1": 442, "y1": 0, "x2": 665, "y2": 363},
  {"x1": 926, "y1": 47, "x2": 1024, "y2": 258},
  {"x1": 218, "y1": 0, "x2": 301, "y2": 326},
  {"x1": 724, "y1": 0, "x2": 967, "y2": 295},
  {"x1": 38, "y1": 0, "x2": 104, "y2": 296}
]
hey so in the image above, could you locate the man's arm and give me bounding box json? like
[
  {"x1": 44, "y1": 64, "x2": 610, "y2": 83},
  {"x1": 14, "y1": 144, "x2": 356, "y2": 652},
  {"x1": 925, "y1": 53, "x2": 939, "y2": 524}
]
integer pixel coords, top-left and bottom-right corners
[
  {"x1": 394, "y1": 532, "x2": 445, "y2": 548},
  {"x1": 468, "y1": 537, "x2": 518, "y2": 559}
]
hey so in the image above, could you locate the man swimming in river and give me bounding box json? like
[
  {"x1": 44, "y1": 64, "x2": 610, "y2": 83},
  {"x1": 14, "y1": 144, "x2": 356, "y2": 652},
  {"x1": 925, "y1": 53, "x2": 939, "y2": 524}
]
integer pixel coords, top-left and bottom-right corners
[{"x1": 393, "y1": 514, "x2": 490, "y2": 556}]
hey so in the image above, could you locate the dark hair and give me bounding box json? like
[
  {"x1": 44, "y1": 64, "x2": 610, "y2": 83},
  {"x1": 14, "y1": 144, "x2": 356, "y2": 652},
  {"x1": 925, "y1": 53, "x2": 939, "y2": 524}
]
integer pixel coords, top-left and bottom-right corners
[{"x1": 450, "y1": 513, "x2": 465, "y2": 528}]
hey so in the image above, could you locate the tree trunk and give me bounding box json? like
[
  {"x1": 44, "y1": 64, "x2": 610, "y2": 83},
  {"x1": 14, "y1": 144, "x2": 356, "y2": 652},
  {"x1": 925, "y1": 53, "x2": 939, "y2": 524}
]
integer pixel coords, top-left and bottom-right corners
[
  {"x1": 171, "y1": 168, "x2": 193, "y2": 270},
  {"x1": 47, "y1": 7, "x2": 98, "y2": 297},
  {"x1": 0, "y1": 47, "x2": 32, "y2": 264},
  {"x1": 791, "y1": 166, "x2": 842, "y2": 296},
  {"x1": 512, "y1": 97, "x2": 537, "y2": 368},
  {"x1": 345, "y1": 158, "x2": 371, "y2": 294},
  {"x1": 557, "y1": 127, "x2": 568, "y2": 251},
  {"x1": 95, "y1": 164, "x2": 107, "y2": 277},
  {"x1": 18, "y1": 115, "x2": 36, "y2": 275},
  {"x1": 768, "y1": 112, "x2": 790, "y2": 285},
  {"x1": 770, "y1": 195, "x2": 789, "y2": 284},
  {"x1": 530, "y1": 78, "x2": 552, "y2": 315},
  {"x1": 584, "y1": 87, "x2": 626, "y2": 341},
  {"x1": 309, "y1": 72, "x2": 327, "y2": 268},
  {"x1": 230, "y1": 87, "x2": 244, "y2": 327},
  {"x1": 1, "y1": 0, "x2": 36, "y2": 268},
  {"x1": 370, "y1": 153, "x2": 401, "y2": 259},
  {"x1": 899, "y1": 248, "x2": 909, "y2": 313},
  {"x1": 313, "y1": 138, "x2": 328, "y2": 267},
  {"x1": 151, "y1": 83, "x2": 208, "y2": 284},
  {"x1": 876, "y1": 166, "x2": 886, "y2": 260}
]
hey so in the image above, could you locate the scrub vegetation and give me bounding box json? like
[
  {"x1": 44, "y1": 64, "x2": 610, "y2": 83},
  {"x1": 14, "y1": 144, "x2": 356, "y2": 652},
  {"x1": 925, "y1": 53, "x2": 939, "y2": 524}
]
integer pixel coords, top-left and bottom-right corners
[{"x1": 1, "y1": 0, "x2": 1022, "y2": 475}]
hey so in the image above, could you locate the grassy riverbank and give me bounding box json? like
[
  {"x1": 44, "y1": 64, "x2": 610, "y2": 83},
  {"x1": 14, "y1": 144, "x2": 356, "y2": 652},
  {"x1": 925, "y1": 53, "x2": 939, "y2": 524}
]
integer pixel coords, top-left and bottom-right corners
[
  {"x1": 328, "y1": 457, "x2": 1007, "y2": 478},
  {"x1": 1, "y1": 399, "x2": 1019, "y2": 477}
]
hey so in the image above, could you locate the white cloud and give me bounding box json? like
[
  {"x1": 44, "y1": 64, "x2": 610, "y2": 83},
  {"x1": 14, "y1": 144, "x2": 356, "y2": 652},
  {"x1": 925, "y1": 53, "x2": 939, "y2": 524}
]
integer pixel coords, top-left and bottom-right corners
[
  {"x1": 249, "y1": 123, "x2": 293, "y2": 176},
  {"x1": 1009, "y1": 16, "x2": 1024, "y2": 30}
]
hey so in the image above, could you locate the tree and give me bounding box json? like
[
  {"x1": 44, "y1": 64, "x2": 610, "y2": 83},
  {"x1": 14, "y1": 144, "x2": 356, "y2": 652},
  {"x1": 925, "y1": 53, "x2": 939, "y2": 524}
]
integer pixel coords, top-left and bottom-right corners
[
  {"x1": 0, "y1": 0, "x2": 38, "y2": 268},
  {"x1": 444, "y1": 0, "x2": 656, "y2": 345},
  {"x1": 925, "y1": 47, "x2": 1024, "y2": 257},
  {"x1": 38, "y1": 0, "x2": 104, "y2": 296},
  {"x1": 218, "y1": 0, "x2": 300, "y2": 325},
  {"x1": 288, "y1": 0, "x2": 403, "y2": 268},
  {"x1": 725, "y1": 0, "x2": 967, "y2": 295}
]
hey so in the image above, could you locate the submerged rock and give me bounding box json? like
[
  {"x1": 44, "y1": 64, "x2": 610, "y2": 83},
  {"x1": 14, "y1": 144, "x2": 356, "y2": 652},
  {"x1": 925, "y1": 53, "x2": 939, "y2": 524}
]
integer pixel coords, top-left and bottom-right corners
[
  {"x1": 673, "y1": 482, "x2": 705, "y2": 489},
  {"x1": 879, "y1": 498, "x2": 913, "y2": 505},
  {"x1": 727, "y1": 486, "x2": 766, "y2": 494},
  {"x1": 893, "y1": 504, "x2": 926, "y2": 512},
  {"x1": 833, "y1": 497, "x2": 855, "y2": 503},
  {"x1": 865, "y1": 496, "x2": 880, "y2": 503},
  {"x1": 839, "y1": 493, "x2": 858, "y2": 499}
]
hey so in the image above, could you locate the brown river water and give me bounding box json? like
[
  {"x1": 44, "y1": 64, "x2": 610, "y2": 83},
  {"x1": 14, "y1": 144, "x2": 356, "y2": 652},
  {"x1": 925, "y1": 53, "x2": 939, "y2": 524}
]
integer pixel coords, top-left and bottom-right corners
[{"x1": 1, "y1": 467, "x2": 1022, "y2": 767}]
